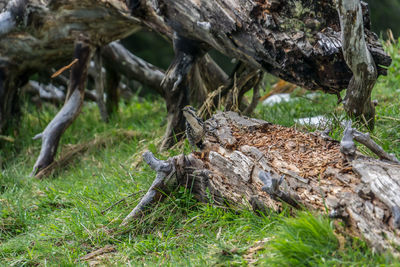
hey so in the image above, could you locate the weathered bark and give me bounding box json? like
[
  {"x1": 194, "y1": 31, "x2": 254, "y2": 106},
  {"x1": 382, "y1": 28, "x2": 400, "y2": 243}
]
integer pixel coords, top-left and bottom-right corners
[
  {"x1": 337, "y1": 0, "x2": 378, "y2": 129},
  {"x1": 0, "y1": 0, "x2": 391, "y2": 134},
  {"x1": 160, "y1": 34, "x2": 207, "y2": 150},
  {"x1": 130, "y1": 0, "x2": 390, "y2": 92},
  {"x1": 125, "y1": 112, "x2": 400, "y2": 253},
  {"x1": 31, "y1": 37, "x2": 93, "y2": 175}
]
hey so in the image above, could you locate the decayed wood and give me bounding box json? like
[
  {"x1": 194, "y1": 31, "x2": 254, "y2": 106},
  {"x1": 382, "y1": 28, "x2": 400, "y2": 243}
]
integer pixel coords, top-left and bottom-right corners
[
  {"x1": 0, "y1": 0, "x2": 391, "y2": 134},
  {"x1": 31, "y1": 37, "x2": 93, "y2": 176},
  {"x1": 337, "y1": 0, "x2": 378, "y2": 128},
  {"x1": 0, "y1": 0, "x2": 394, "y2": 185},
  {"x1": 24, "y1": 80, "x2": 98, "y2": 105},
  {"x1": 160, "y1": 34, "x2": 207, "y2": 149},
  {"x1": 132, "y1": 0, "x2": 390, "y2": 93},
  {"x1": 0, "y1": 0, "x2": 27, "y2": 36},
  {"x1": 24, "y1": 81, "x2": 66, "y2": 104},
  {"x1": 129, "y1": 112, "x2": 400, "y2": 253}
]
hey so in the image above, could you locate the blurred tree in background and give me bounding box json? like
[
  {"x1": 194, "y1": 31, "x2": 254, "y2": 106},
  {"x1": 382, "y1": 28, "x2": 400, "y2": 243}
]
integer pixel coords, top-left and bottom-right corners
[{"x1": 367, "y1": 0, "x2": 400, "y2": 37}]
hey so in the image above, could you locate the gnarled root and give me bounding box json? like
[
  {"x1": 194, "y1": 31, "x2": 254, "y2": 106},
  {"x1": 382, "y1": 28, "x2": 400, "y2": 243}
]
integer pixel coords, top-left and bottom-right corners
[
  {"x1": 31, "y1": 37, "x2": 92, "y2": 176},
  {"x1": 340, "y1": 121, "x2": 400, "y2": 163},
  {"x1": 120, "y1": 151, "x2": 175, "y2": 227}
]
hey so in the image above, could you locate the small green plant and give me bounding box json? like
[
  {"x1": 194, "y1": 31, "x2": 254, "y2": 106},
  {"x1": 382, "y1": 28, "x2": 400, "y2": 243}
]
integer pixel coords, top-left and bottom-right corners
[{"x1": 265, "y1": 212, "x2": 339, "y2": 266}]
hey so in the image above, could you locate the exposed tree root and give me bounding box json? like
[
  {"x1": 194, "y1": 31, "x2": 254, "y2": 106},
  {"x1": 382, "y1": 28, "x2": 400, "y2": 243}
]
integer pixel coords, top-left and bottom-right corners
[{"x1": 31, "y1": 37, "x2": 93, "y2": 176}]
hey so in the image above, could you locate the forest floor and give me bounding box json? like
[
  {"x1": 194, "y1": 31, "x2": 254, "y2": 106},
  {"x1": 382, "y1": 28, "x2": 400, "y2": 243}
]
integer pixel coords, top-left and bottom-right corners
[{"x1": 1, "y1": 41, "x2": 400, "y2": 266}]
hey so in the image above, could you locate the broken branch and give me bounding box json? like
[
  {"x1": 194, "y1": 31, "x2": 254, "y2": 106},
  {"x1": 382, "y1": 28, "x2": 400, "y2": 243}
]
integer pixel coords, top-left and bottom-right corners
[{"x1": 120, "y1": 151, "x2": 175, "y2": 226}]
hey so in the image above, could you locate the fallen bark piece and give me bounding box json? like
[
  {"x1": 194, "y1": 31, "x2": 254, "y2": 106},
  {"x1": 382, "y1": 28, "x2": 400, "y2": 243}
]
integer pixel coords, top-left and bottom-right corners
[{"x1": 127, "y1": 112, "x2": 400, "y2": 253}]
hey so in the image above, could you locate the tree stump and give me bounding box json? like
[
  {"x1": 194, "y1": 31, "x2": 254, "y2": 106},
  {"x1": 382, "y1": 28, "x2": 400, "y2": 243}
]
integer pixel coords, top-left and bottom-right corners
[{"x1": 123, "y1": 112, "x2": 400, "y2": 254}]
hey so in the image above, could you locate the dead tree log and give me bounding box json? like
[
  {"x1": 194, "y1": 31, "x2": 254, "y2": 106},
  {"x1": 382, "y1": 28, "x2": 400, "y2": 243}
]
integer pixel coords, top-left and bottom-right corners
[
  {"x1": 130, "y1": 0, "x2": 390, "y2": 129},
  {"x1": 124, "y1": 112, "x2": 400, "y2": 253},
  {"x1": 31, "y1": 37, "x2": 93, "y2": 175},
  {"x1": 130, "y1": 0, "x2": 390, "y2": 92},
  {"x1": 0, "y1": 0, "x2": 391, "y2": 131}
]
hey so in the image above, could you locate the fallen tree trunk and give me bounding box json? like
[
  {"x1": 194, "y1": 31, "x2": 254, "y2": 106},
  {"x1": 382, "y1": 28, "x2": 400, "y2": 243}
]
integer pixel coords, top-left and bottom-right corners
[
  {"x1": 0, "y1": 0, "x2": 391, "y2": 132},
  {"x1": 130, "y1": 0, "x2": 390, "y2": 92},
  {"x1": 123, "y1": 112, "x2": 400, "y2": 253}
]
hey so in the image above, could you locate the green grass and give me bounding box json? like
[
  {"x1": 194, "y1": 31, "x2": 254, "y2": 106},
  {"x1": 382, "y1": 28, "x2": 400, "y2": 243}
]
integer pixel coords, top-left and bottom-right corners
[{"x1": 1, "y1": 40, "x2": 400, "y2": 266}]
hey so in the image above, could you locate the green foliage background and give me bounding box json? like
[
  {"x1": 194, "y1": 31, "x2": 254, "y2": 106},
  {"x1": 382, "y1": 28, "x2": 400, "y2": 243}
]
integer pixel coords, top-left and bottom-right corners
[{"x1": 367, "y1": 0, "x2": 400, "y2": 37}]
